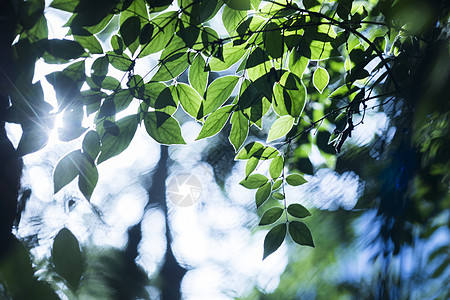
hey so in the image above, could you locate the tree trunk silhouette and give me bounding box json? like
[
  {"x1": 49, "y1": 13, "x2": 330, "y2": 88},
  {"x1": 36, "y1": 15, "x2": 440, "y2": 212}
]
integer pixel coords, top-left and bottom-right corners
[
  {"x1": 0, "y1": 0, "x2": 22, "y2": 260},
  {"x1": 147, "y1": 145, "x2": 187, "y2": 300}
]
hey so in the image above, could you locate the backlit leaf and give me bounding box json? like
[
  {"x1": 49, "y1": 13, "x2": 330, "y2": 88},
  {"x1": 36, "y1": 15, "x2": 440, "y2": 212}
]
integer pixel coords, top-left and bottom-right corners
[
  {"x1": 196, "y1": 105, "x2": 233, "y2": 140},
  {"x1": 269, "y1": 155, "x2": 284, "y2": 179},
  {"x1": 144, "y1": 111, "x2": 186, "y2": 144},
  {"x1": 239, "y1": 174, "x2": 268, "y2": 189},
  {"x1": 313, "y1": 67, "x2": 329, "y2": 93},
  {"x1": 267, "y1": 115, "x2": 295, "y2": 143},
  {"x1": 229, "y1": 110, "x2": 249, "y2": 151},
  {"x1": 204, "y1": 75, "x2": 240, "y2": 116}
]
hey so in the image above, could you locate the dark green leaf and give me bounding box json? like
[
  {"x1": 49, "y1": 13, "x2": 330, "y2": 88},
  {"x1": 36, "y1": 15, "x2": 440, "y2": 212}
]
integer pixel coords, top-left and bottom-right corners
[
  {"x1": 255, "y1": 182, "x2": 272, "y2": 207},
  {"x1": 286, "y1": 174, "x2": 307, "y2": 186},
  {"x1": 120, "y1": 16, "x2": 141, "y2": 48},
  {"x1": 263, "y1": 223, "x2": 286, "y2": 260},
  {"x1": 288, "y1": 221, "x2": 314, "y2": 247},
  {"x1": 144, "y1": 111, "x2": 186, "y2": 144},
  {"x1": 82, "y1": 130, "x2": 100, "y2": 160},
  {"x1": 78, "y1": 154, "x2": 98, "y2": 200},
  {"x1": 224, "y1": 0, "x2": 251, "y2": 10},
  {"x1": 259, "y1": 207, "x2": 284, "y2": 226},
  {"x1": 53, "y1": 150, "x2": 84, "y2": 193},
  {"x1": 139, "y1": 23, "x2": 154, "y2": 45},
  {"x1": 287, "y1": 203, "x2": 311, "y2": 218},
  {"x1": 91, "y1": 55, "x2": 109, "y2": 86},
  {"x1": 52, "y1": 228, "x2": 84, "y2": 291},
  {"x1": 43, "y1": 39, "x2": 86, "y2": 61},
  {"x1": 263, "y1": 21, "x2": 283, "y2": 59},
  {"x1": 239, "y1": 174, "x2": 268, "y2": 189}
]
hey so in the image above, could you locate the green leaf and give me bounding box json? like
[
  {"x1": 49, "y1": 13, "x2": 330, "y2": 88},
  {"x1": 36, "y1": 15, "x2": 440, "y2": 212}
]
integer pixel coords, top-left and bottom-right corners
[
  {"x1": 245, "y1": 157, "x2": 259, "y2": 177},
  {"x1": 272, "y1": 179, "x2": 282, "y2": 190},
  {"x1": 82, "y1": 131, "x2": 100, "y2": 160},
  {"x1": 236, "y1": 142, "x2": 279, "y2": 160},
  {"x1": 229, "y1": 110, "x2": 249, "y2": 151},
  {"x1": 208, "y1": 42, "x2": 247, "y2": 71},
  {"x1": 259, "y1": 207, "x2": 284, "y2": 226},
  {"x1": 120, "y1": 16, "x2": 141, "y2": 48},
  {"x1": 267, "y1": 115, "x2": 295, "y2": 143},
  {"x1": 236, "y1": 141, "x2": 264, "y2": 159},
  {"x1": 173, "y1": 83, "x2": 203, "y2": 119},
  {"x1": 107, "y1": 51, "x2": 133, "y2": 72},
  {"x1": 288, "y1": 221, "x2": 314, "y2": 247},
  {"x1": 224, "y1": 0, "x2": 251, "y2": 10},
  {"x1": 223, "y1": 5, "x2": 247, "y2": 35},
  {"x1": 52, "y1": 228, "x2": 84, "y2": 291},
  {"x1": 111, "y1": 35, "x2": 124, "y2": 55},
  {"x1": 239, "y1": 174, "x2": 268, "y2": 189},
  {"x1": 91, "y1": 55, "x2": 109, "y2": 86},
  {"x1": 269, "y1": 156, "x2": 284, "y2": 179},
  {"x1": 53, "y1": 150, "x2": 84, "y2": 194},
  {"x1": 74, "y1": 34, "x2": 103, "y2": 54},
  {"x1": 139, "y1": 23, "x2": 154, "y2": 45},
  {"x1": 78, "y1": 154, "x2": 98, "y2": 201},
  {"x1": 313, "y1": 67, "x2": 329, "y2": 93},
  {"x1": 287, "y1": 203, "x2": 311, "y2": 218},
  {"x1": 288, "y1": 51, "x2": 308, "y2": 77},
  {"x1": 204, "y1": 76, "x2": 239, "y2": 116},
  {"x1": 255, "y1": 182, "x2": 272, "y2": 207},
  {"x1": 153, "y1": 86, "x2": 178, "y2": 115},
  {"x1": 196, "y1": 105, "x2": 233, "y2": 140},
  {"x1": 189, "y1": 54, "x2": 208, "y2": 95},
  {"x1": 263, "y1": 223, "x2": 286, "y2": 260},
  {"x1": 263, "y1": 22, "x2": 283, "y2": 59},
  {"x1": 97, "y1": 115, "x2": 138, "y2": 164},
  {"x1": 272, "y1": 192, "x2": 285, "y2": 200},
  {"x1": 152, "y1": 52, "x2": 190, "y2": 82},
  {"x1": 50, "y1": 0, "x2": 79, "y2": 12},
  {"x1": 43, "y1": 39, "x2": 86, "y2": 61},
  {"x1": 138, "y1": 11, "x2": 177, "y2": 57},
  {"x1": 286, "y1": 174, "x2": 307, "y2": 186},
  {"x1": 144, "y1": 111, "x2": 186, "y2": 144},
  {"x1": 272, "y1": 72, "x2": 306, "y2": 119}
]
